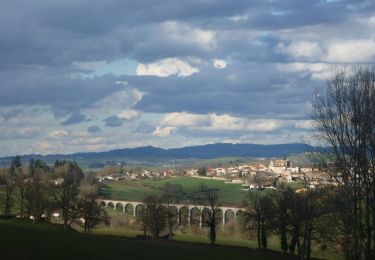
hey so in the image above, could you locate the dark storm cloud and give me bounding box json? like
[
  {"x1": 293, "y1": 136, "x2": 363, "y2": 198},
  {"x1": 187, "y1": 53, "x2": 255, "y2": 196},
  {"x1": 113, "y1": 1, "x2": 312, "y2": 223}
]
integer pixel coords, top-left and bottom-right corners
[
  {"x1": 87, "y1": 125, "x2": 102, "y2": 134},
  {"x1": 2, "y1": 108, "x2": 23, "y2": 121},
  {"x1": 136, "y1": 121, "x2": 155, "y2": 134},
  {"x1": 0, "y1": 67, "x2": 124, "y2": 112},
  {"x1": 126, "y1": 63, "x2": 318, "y2": 119},
  {"x1": 0, "y1": 1, "x2": 372, "y2": 121},
  {"x1": 0, "y1": 0, "x2": 371, "y2": 67},
  {"x1": 1, "y1": 0, "x2": 374, "y2": 155},
  {"x1": 104, "y1": 115, "x2": 125, "y2": 127},
  {"x1": 62, "y1": 111, "x2": 87, "y2": 125}
]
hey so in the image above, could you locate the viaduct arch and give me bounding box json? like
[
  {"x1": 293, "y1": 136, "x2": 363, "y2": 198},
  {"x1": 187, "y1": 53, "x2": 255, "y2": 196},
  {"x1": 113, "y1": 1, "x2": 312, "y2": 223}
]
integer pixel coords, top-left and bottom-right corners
[{"x1": 98, "y1": 199, "x2": 244, "y2": 228}]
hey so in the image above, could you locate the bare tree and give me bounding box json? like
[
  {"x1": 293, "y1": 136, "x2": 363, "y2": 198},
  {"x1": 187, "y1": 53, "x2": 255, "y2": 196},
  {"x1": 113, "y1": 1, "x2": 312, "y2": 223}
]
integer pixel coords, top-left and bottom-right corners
[
  {"x1": 204, "y1": 192, "x2": 219, "y2": 244},
  {"x1": 0, "y1": 156, "x2": 22, "y2": 217},
  {"x1": 273, "y1": 183, "x2": 294, "y2": 254},
  {"x1": 15, "y1": 166, "x2": 29, "y2": 218},
  {"x1": 313, "y1": 66, "x2": 375, "y2": 259},
  {"x1": 53, "y1": 161, "x2": 84, "y2": 230},
  {"x1": 243, "y1": 190, "x2": 274, "y2": 249},
  {"x1": 78, "y1": 177, "x2": 108, "y2": 233},
  {"x1": 24, "y1": 159, "x2": 51, "y2": 221},
  {"x1": 161, "y1": 182, "x2": 183, "y2": 240},
  {"x1": 1, "y1": 169, "x2": 15, "y2": 218},
  {"x1": 139, "y1": 195, "x2": 166, "y2": 240}
]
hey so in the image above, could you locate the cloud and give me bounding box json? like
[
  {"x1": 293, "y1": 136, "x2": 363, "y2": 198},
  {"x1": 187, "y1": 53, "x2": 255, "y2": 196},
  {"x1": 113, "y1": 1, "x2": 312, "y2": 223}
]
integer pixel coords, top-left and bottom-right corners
[
  {"x1": 87, "y1": 88, "x2": 143, "y2": 117},
  {"x1": 1, "y1": 108, "x2": 23, "y2": 121},
  {"x1": 277, "y1": 62, "x2": 334, "y2": 80},
  {"x1": 160, "y1": 112, "x2": 210, "y2": 127},
  {"x1": 295, "y1": 120, "x2": 315, "y2": 130},
  {"x1": 103, "y1": 109, "x2": 139, "y2": 127},
  {"x1": 136, "y1": 121, "x2": 155, "y2": 134},
  {"x1": 67, "y1": 137, "x2": 104, "y2": 146},
  {"x1": 87, "y1": 125, "x2": 101, "y2": 134},
  {"x1": 325, "y1": 40, "x2": 375, "y2": 63},
  {"x1": 0, "y1": 127, "x2": 44, "y2": 140},
  {"x1": 152, "y1": 126, "x2": 176, "y2": 137},
  {"x1": 275, "y1": 41, "x2": 322, "y2": 60},
  {"x1": 158, "y1": 112, "x2": 284, "y2": 133},
  {"x1": 62, "y1": 111, "x2": 87, "y2": 125},
  {"x1": 117, "y1": 109, "x2": 139, "y2": 120},
  {"x1": 130, "y1": 62, "x2": 314, "y2": 118},
  {"x1": 104, "y1": 115, "x2": 125, "y2": 127},
  {"x1": 50, "y1": 129, "x2": 69, "y2": 138},
  {"x1": 213, "y1": 59, "x2": 227, "y2": 69},
  {"x1": 1, "y1": 0, "x2": 375, "y2": 155},
  {"x1": 160, "y1": 21, "x2": 217, "y2": 50},
  {"x1": 136, "y1": 58, "x2": 199, "y2": 77}
]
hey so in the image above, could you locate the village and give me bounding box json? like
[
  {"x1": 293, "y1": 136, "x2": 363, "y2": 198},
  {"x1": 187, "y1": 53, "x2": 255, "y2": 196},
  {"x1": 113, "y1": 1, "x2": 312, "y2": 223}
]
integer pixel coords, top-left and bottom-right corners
[{"x1": 98, "y1": 158, "x2": 331, "y2": 191}]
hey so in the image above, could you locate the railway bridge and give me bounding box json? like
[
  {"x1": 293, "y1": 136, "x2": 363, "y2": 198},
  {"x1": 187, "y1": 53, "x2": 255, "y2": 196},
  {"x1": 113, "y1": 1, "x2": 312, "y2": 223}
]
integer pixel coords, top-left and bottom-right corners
[{"x1": 98, "y1": 199, "x2": 244, "y2": 227}]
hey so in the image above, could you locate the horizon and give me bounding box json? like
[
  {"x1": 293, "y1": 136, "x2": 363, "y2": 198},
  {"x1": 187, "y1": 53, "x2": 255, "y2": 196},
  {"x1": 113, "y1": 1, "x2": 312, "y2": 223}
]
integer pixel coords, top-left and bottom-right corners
[
  {"x1": 1, "y1": 142, "x2": 313, "y2": 158},
  {"x1": 1, "y1": 1, "x2": 374, "y2": 156}
]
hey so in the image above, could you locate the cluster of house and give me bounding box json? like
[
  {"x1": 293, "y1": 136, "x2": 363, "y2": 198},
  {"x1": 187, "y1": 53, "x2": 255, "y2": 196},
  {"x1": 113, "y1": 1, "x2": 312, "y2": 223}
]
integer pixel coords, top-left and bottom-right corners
[
  {"x1": 98, "y1": 169, "x2": 177, "y2": 182},
  {"x1": 98, "y1": 158, "x2": 330, "y2": 190},
  {"x1": 186, "y1": 159, "x2": 329, "y2": 189}
]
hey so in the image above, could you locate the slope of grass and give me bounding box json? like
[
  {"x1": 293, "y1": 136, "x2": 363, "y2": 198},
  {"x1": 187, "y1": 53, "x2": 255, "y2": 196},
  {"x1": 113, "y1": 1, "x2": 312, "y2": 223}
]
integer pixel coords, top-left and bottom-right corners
[
  {"x1": 90, "y1": 226, "x2": 340, "y2": 260},
  {"x1": 100, "y1": 177, "x2": 246, "y2": 205},
  {"x1": 0, "y1": 219, "x2": 303, "y2": 260},
  {"x1": 100, "y1": 180, "x2": 159, "y2": 202}
]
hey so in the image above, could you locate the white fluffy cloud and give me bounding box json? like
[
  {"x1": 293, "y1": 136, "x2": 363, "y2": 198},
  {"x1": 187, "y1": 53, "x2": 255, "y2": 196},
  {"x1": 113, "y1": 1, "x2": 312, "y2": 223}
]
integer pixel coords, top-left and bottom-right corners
[
  {"x1": 161, "y1": 21, "x2": 217, "y2": 50},
  {"x1": 117, "y1": 109, "x2": 139, "y2": 120},
  {"x1": 49, "y1": 130, "x2": 69, "y2": 138},
  {"x1": 158, "y1": 112, "x2": 284, "y2": 132},
  {"x1": 294, "y1": 120, "x2": 315, "y2": 130},
  {"x1": 3, "y1": 1, "x2": 375, "y2": 155},
  {"x1": 152, "y1": 126, "x2": 176, "y2": 137},
  {"x1": 213, "y1": 59, "x2": 227, "y2": 69},
  {"x1": 136, "y1": 58, "x2": 199, "y2": 77},
  {"x1": 86, "y1": 88, "x2": 144, "y2": 120},
  {"x1": 277, "y1": 62, "x2": 334, "y2": 80},
  {"x1": 276, "y1": 32, "x2": 375, "y2": 64},
  {"x1": 160, "y1": 112, "x2": 209, "y2": 127},
  {"x1": 276, "y1": 41, "x2": 322, "y2": 60},
  {"x1": 325, "y1": 40, "x2": 375, "y2": 63}
]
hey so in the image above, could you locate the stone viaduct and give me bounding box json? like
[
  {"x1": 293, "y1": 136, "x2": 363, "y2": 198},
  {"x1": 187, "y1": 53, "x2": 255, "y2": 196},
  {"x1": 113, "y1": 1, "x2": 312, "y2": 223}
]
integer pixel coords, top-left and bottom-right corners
[{"x1": 98, "y1": 199, "x2": 244, "y2": 227}]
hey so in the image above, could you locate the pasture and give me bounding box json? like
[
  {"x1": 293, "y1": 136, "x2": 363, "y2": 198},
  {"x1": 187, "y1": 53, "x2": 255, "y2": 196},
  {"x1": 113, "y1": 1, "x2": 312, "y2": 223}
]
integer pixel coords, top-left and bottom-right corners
[
  {"x1": 0, "y1": 219, "x2": 304, "y2": 260},
  {"x1": 100, "y1": 176, "x2": 247, "y2": 205}
]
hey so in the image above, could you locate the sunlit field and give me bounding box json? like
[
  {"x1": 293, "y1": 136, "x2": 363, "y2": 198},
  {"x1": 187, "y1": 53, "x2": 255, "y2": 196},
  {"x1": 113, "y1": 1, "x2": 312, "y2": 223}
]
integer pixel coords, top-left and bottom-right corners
[{"x1": 100, "y1": 176, "x2": 247, "y2": 205}]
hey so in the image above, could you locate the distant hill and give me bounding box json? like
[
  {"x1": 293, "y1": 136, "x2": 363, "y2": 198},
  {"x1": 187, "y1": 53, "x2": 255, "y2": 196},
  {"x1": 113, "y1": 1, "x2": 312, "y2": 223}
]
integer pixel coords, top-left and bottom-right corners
[{"x1": 0, "y1": 143, "x2": 314, "y2": 167}]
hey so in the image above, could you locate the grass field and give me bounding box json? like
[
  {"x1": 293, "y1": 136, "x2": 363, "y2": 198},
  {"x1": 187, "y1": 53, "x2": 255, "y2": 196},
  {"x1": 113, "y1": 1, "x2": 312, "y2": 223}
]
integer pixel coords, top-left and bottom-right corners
[
  {"x1": 0, "y1": 219, "x2": 310, "y2": 260},
  {"x1": 100, "y1": 176, "x2": 247, "y2": 205},
  {"x1": 90, "y1": 225, "x2": 340, "y2": 260}
]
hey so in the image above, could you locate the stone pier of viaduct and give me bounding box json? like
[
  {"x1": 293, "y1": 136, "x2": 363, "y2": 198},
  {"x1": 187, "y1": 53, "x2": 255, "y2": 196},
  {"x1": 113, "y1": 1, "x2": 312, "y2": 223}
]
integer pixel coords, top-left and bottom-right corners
[{"x1": 98, "y1": 199, "x2": 244, "y2": 227}]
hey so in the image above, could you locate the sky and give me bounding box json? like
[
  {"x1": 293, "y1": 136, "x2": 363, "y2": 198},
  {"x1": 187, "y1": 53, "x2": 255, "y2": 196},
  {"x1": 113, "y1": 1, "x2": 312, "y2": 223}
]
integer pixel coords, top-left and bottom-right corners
[{"x1": 1, "y1": 0, "x2": 375, "y2": 156}]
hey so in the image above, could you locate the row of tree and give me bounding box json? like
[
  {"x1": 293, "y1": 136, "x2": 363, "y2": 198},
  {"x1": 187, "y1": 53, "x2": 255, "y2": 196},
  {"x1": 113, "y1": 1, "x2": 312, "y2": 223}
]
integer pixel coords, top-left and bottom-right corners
[
  {"x1": 0, "y1": 157, "x2": 108, "y2": 232},
  {"x1": 238, "y1": 66, "x2": 375, "y2": 260},
  {"x1": 313, "y1": 66, "x2": 375, "y2": 260},
  {"x1": 242, "y1": 185, "x2": 343, "y2": 260},
  {"x1": 0, "y1": 156, "x2": 364, "y2": 259},
  {"x1": 137, "y1": 182, "x2": 346, "y2": 260},
  {"x1": 136, "y1": 182, "x2": 220, "y2": 244}
]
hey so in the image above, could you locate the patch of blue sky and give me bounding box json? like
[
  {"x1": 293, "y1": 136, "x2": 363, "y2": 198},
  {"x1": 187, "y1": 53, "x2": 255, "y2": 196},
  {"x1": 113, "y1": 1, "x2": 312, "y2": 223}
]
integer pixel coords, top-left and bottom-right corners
[
  {"x1": 270, "y1": 10, "x2": 286, "y2": 16},
  {"x1": 79, "y1": 59, "x2": 138, "y2": 78}
]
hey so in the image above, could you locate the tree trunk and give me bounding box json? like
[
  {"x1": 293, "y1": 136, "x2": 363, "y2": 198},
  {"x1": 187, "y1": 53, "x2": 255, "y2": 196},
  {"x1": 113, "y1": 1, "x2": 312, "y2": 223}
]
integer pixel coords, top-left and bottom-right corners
[
  {"x1": 306, "y1": 225, "x2": 313, "y2": 260},
  {"x1": 280, "y1": 216, "x2": 288, "y2": 254},
  {"x1": 20, "y1": 189, "x2": 24, "y2": 218},
  {"x1": 168, "y1": 220, "x2": 173, "y2": 241},
  {"x1": 257, "y1": 215, "x2": 261, "y2": 249},
  {"x1": 261, "y1": 219, "x2": 267, "y2": 249}
]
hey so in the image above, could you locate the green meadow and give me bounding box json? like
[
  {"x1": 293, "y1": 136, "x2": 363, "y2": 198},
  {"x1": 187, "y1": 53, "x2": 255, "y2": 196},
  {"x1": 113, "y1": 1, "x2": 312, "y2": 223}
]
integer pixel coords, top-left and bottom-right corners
[
  {"x1": 100, "y1": 176, "x2": 247, "y2": 205},
  {"x1": 0, "y1": 219, "x2": 308, "y2": 260}
]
